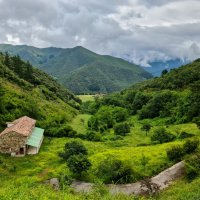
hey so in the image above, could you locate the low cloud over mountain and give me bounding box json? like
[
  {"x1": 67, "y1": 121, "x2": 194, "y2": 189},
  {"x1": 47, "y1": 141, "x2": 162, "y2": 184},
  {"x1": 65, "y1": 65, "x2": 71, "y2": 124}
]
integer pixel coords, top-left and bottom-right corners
[{"x1": 0, "y1": 0, "x2": 200, "y2": 66}]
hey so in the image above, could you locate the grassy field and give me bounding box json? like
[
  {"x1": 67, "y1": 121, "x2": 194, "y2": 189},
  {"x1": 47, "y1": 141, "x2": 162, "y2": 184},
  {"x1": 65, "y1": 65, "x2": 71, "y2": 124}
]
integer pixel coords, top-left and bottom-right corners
[
  {"x1": 0, "y1": 111, "x2": 199, "y2": 199},
  {"x1": 77, "y1": 95, "x2": 95, "y2": 102}
]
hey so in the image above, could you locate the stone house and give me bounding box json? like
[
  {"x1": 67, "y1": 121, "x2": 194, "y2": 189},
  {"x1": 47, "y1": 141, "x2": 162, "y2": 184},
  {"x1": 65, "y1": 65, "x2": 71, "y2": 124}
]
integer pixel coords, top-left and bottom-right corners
[{"x1": 0, "y1": 116, "x2": 44, "y2": 156}]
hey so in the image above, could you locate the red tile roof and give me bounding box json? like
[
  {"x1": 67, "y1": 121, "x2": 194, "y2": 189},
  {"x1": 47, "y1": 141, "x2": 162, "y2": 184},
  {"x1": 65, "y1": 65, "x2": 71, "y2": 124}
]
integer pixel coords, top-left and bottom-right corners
[{"x1": 0, "y1": 116, "x2": 36, "y2": 137}]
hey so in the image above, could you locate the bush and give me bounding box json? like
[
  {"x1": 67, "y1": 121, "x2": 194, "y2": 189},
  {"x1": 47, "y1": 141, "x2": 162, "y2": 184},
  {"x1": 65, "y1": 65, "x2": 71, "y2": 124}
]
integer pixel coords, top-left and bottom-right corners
[
  {"x1": 59, "y1": 173, "x2": 73, "y2": 189},
  {"x1": 166, "y1": 145, "x2": 184, "y2": 161},
  {"x1": 114, "y1": 122, "x2": 130, "y2": 136},
  {"x1": 112, "y1": 107, "x2": 128, "y2": 122},
  {"x1": 88, "y1": 116, "x2": 99, "y2": 131},
  {"x1": 138, "y1": 91, "x2": 176, "y2": 119},
  {"x1": 59, "y1": 141, "x2": 88, "y2": 161},
  {"x1": 45, "y1": 125, "x2": 77, "y2": 138},
  {"x1": 151, "y1": 127, "x2": 175, "y2": 144},
  {"x1": 85, "y1": 131, "x2": 102, "y2": 141},
  {"x1": 185, "y1": 153, "x2": 200, "y2": 180},
  {"x1": 67, "y1": 154, "x2": 91, "y2": 176},
  {"x1": 178, "y1": 131, "x2": 194, "y2": 139},
  {"x1": 183, "y1": 138, "x2": 199, "y2": 154},
  {"x1": 96, "y1": 157, "x2": 139, "y2": 184}
]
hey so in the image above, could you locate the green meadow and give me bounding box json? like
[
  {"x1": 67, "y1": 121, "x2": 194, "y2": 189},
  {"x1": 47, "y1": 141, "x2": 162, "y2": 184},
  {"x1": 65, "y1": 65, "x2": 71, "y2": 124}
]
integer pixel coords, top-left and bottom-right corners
[
  {"x1": 77, "y1": 95, "x2": 95, "y2": 102},
  {"x1": 0, "y1": 110, "x2": 199, "y2": 199}
]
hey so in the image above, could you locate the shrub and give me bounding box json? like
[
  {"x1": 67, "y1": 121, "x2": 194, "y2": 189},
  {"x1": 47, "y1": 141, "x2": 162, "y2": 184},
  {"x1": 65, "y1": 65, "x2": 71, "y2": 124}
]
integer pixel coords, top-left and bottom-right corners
[
  {"x1": 59, "y1": 141, "x2": 88, "y2": 161},
  {"x1": 88, "y1": 116, "x2": 99, "y2": 131},
  {"x1": 67, "y1": 154, "x2": 91, "y2": 176},
  {"x1": 178, "y1": 131, "x2": 194, "y2": 139},
  {"x1": 166, "y1": 145, "x2": 184, "y2": 161},
  {"x1": 45, "y1": 125, "x2": 77, "y2": 138},
  {"x1": 185, "y1": 153, "x2": 200, "y2": 180},
  {"x1": 114, "y1": 122, "x2": 130, "y2": 136},
  {"x1": 183, "y1": 138, "x2": 199, "y2": 154},
  {"x1": 59, "y1": 173, "x2": 73, "y2": 189},
  {"x1": 112, "y1": 107, "x2": 128, "y2": 122},
  {"x1": 151, "y1": 127, "x2": 175, "y2": 144},
  {"x1": 138, "y1": 91, "x2": 176, "y2": 119},
  {"x1": 85, "y1": 131, "x2": 101, "y2": 141},
  {"x1": 96, "y1": 157, "x2": 139, "y2": 184}
]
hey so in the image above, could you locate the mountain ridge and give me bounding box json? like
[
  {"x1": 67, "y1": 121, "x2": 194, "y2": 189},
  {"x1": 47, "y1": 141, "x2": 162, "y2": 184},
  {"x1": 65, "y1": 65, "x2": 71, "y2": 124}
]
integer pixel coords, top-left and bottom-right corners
[{"x1": 0, "y1": 44, "x2": 152, "y2": 94}]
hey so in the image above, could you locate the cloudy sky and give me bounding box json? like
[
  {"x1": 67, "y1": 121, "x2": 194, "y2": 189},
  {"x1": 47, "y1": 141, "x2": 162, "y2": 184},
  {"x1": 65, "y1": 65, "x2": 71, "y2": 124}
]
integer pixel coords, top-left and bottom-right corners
[{"x1": 0, "y1": 0, "x2": 200, "y2": 66}]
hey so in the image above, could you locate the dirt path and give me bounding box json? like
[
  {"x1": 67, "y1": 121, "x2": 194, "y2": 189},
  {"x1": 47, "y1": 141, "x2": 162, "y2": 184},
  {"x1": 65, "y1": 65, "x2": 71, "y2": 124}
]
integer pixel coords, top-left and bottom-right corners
[{"x1": 71, "y1": 161, "x2": 185, "y2": 195}]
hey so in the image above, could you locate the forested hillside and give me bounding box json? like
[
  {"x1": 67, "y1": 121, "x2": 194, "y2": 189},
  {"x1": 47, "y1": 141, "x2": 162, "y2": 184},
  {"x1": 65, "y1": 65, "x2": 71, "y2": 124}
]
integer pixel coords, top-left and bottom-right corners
[
  {"x1": 83, "y1": 59, "x2": 200, "y2": 129},
  {"x1": 0, "y1": 44, "x2": 152, "y2": 94},
  {"x1": 0, "y1": 52, "x2": 80, "y2": 135}
]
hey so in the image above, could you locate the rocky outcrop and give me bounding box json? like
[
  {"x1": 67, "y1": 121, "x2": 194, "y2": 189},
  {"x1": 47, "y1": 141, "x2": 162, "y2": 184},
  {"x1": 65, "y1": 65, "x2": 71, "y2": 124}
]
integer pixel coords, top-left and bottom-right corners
[{"x1": 45, "y1": 178, "x2": 60, "y2": 190}]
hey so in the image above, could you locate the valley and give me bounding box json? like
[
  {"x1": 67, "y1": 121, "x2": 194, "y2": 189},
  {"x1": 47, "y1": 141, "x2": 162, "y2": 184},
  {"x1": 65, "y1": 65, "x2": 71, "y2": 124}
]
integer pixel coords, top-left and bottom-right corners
[{"x1": 0, "y1": 52, "x2": 199, "y2": 200}]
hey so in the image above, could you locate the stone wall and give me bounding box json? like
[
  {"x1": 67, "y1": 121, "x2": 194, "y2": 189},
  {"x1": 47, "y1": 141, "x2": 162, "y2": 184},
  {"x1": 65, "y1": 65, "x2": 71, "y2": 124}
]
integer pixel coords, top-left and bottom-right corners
[{"x1": 0, "y1": 131, "x2": 27, "y2": 154}]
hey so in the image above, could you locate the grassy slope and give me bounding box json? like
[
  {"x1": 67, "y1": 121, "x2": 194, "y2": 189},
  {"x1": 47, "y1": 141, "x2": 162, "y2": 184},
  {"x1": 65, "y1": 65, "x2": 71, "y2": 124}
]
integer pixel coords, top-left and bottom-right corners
[
  {"x1": 0, "y1": 111, "x2": 199, "y2": 199},
  {"x1": 77, "y1": 95, "x2": 95, "y2": 102},
  {"x1": 0, "y1": 44, "x2": 152, "y2": 94},
  {"x1": 0, "y1": 53, "x2": 79, "y2": 132}
]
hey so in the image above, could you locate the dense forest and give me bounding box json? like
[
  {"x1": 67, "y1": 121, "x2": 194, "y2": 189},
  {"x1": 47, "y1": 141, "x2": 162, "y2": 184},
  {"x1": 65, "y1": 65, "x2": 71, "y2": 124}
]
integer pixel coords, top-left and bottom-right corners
[
  {"x1": 0, "y1": 52, "x2": 80, "y2": 135},
  {"x1": 82, "y1": 59, "x2": 200, "y2": 130}
]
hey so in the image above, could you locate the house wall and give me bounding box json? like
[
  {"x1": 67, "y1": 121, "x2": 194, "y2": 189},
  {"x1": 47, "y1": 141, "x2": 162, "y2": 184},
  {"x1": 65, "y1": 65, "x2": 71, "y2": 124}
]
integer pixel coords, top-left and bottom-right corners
[
  {"x1": 0, "y1": 132, "x2": 27, "y2": 154},
  {"x1": 27, "y1": 146, "x2": 37, "y2": 155}
]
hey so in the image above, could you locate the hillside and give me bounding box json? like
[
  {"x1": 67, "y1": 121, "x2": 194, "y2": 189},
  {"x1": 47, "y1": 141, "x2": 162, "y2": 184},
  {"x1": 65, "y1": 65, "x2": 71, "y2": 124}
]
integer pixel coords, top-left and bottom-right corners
[
  {"x1": 0, "y1": 52, "x2": 80, "y2": 135},
  {"x1": 0, "y1": 53, "x2": 199, "y2": 200},
  {"x1": 0, "y1": 44, "x2": 152, "y2": 94},
  {"x1": 88, "y1": 58, "x2": 200, "y2": 127}
]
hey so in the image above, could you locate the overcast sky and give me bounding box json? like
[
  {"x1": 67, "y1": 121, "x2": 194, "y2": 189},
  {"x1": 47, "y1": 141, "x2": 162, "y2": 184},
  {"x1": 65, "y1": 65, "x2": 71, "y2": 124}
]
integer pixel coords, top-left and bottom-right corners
[{"x1": 0, "y1": 0, "x2": 200, "y2": 66}]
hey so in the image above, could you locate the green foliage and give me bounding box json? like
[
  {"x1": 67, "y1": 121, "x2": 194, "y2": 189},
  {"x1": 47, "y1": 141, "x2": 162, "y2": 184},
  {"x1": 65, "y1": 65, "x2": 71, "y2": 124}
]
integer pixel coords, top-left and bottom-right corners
[
  {"x1": 114, "y1": 122, "x2": 130, "y2": 136},
  {"x1": 161, "y1": 69, "x2": 168, "y2": 76},
  {"x1": 45, "y1": 125, "x2": 77, "y2": 138},
  {"x1": 0, "y1": 52, "x2": 79, "y2": 133},
  {"x1": 131, "y1": 92, "x2": 150, "y2": 114},
  {"x1": 67, "y1": 154, "x2": 91, "y2": 176},
  {"x1": 166, "y1": 138, "x2": 199, "y2": 162},
  {"x1": 87, "y1": 106, "x2": 129, "y2": 133},
  {"x1": 166, "y1": 145, "x2": 184, "y2": 161},
  {"x1": 178, "y1": 131, "x2": 194, "y2": 139},
  {"x1": 185, "y1": 153, "x2": 200, "y2": 180},
  {"x1": 194, "y1": 117, "x2": 200, "y2": 129},
  {"x1": 59, "y1": 141, "x2": 88, "y2": 161},
  {"x1": 183, "y1": 138, "x2": 199, "y2": 154},
  {"x1": 59, "y1": 141, "x2": 91, "y2": 177},
  {"x1": 151, "y1": 127, "x2": 176, "y2": 144},
  {"x1": 88, "y1": 58, "x2": 200, "y2": 125},
  {"x1": 140, "y1": 154, "x2": 150, "y2": 169},
  {"x1": 141, "y1": 123, "x2": 152, "y2": 136},
  {"x1": 138, "y1": 91, "x2": 177, "y2": 119},
  {"x1": 88, "y1": 116, "x2": 100, "y2": 131},
  {"x1": 96, "y1": 157, "x2": 139, "y2": 184},
  {"x1": 59, "y1": 173, "x2": 73, "y2": 189},
  {"x1": 85, "y1": 131, "x2": 102, "y2": 141},
  {"x1": 112, "y1": 107, "x2": 128, "y2": 122}
]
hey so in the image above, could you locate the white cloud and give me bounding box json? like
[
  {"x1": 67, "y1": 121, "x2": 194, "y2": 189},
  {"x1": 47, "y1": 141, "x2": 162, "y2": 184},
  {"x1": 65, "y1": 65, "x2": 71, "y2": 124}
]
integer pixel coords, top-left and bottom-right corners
[
  {"x1": 0, "y1": 0, "x2": 200, "y2": 65},
  {"x1": 6, "y1": 34, "x2": 20, "y2": 44}
]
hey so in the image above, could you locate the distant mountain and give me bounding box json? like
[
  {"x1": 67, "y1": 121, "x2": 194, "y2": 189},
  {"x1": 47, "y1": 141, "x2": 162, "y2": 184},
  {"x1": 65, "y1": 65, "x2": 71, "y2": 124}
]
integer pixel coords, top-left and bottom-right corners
[
  {"x1": 143, "y1": 59, "x2": 188, "y2": 77},
  {"x1": 0, "y1": 44, "x2": 152, "y2": 94}
]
